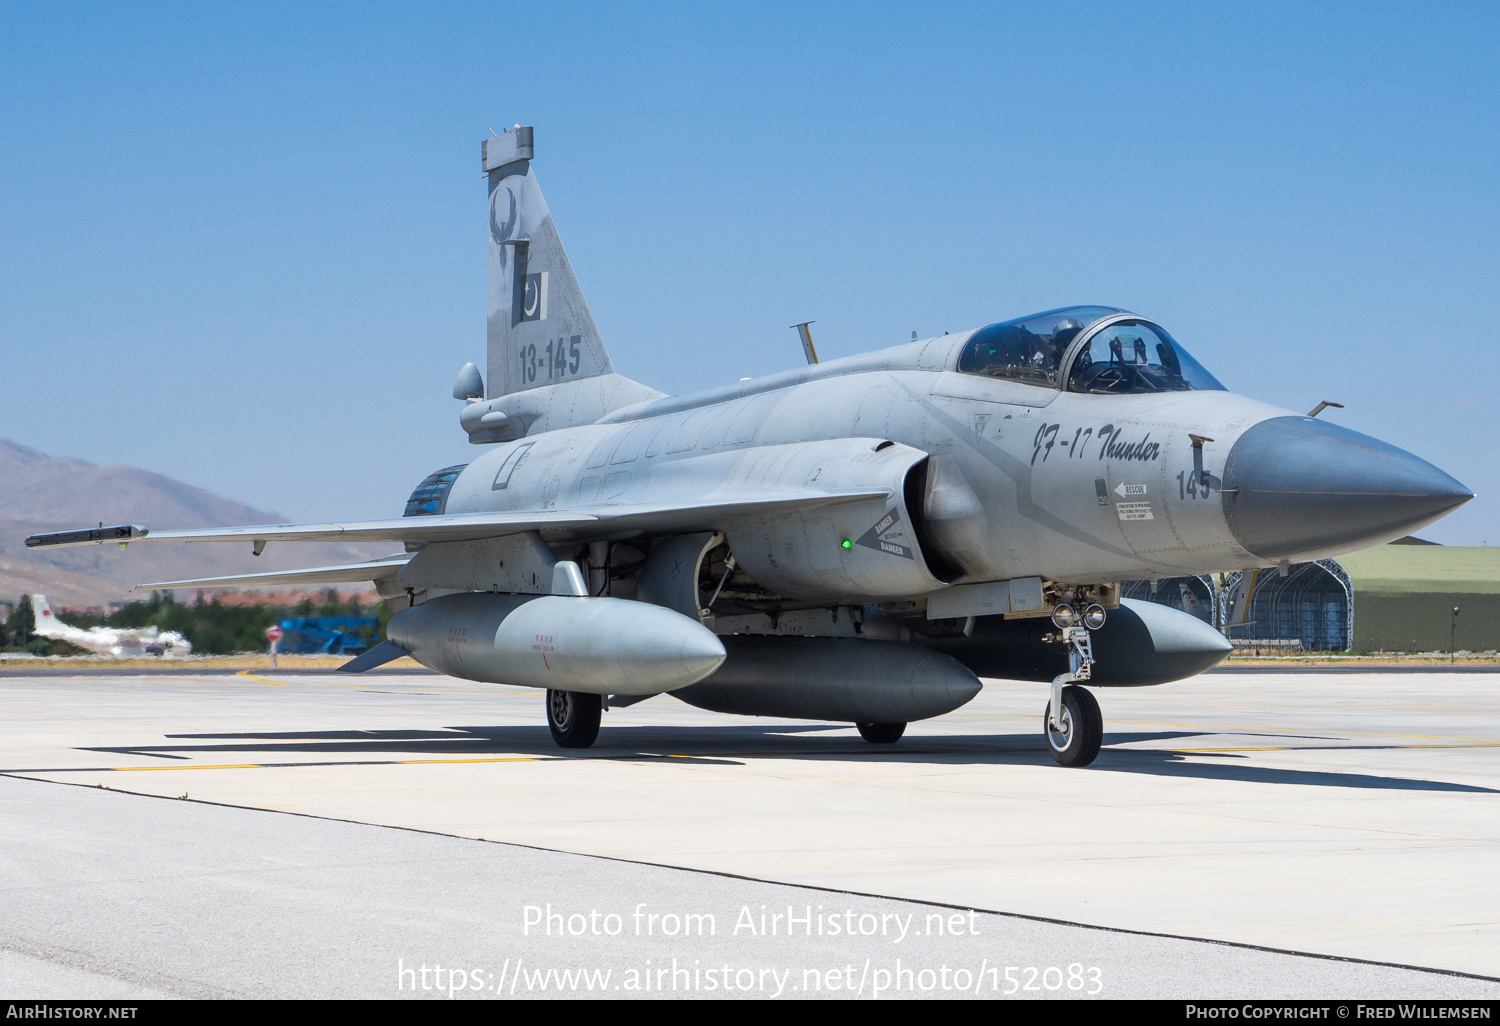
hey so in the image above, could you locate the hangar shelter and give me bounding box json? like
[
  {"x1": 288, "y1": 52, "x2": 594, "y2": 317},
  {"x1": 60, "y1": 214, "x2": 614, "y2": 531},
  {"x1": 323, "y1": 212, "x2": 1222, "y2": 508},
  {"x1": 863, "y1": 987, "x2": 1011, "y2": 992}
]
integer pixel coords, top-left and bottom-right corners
[{"x1": 1121, "y1": 539, "x2": 1500, "y2": 653}]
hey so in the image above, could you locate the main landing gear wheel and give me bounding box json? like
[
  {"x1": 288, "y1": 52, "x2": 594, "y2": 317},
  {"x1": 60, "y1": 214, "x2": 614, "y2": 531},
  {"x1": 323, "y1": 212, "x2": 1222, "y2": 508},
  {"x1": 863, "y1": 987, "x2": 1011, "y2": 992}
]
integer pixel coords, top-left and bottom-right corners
[
  {"x1": 1044, "y1": 685, "x2": 1102, "y2": 767},
  {"x1": 547, "y1": 689, "x2": 601, "y2": 749},
  {"x1": 857, "y1": 722, "x2": 906, "y2": 744}
]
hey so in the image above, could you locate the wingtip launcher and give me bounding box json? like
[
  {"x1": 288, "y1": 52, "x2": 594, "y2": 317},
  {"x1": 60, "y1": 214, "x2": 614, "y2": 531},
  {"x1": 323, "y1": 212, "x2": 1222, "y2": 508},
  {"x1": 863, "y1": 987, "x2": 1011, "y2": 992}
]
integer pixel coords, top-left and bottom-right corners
[{"x1": 26, "y1": 525, "x2": 149, "y2": 549}]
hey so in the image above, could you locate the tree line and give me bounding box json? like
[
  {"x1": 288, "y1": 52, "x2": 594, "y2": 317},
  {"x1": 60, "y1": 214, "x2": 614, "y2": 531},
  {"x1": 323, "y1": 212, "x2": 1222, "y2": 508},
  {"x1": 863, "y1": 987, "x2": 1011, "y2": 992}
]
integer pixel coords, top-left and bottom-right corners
[{"x1": 0, "y1": 590, "x2": 391, "y2": 656}]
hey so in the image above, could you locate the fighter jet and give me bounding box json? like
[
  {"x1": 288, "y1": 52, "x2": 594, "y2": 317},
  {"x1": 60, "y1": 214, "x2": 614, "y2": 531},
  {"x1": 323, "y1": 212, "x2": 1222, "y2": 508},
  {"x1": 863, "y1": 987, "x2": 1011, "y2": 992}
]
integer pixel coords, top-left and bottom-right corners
[
  {"x1": 27, "y1": 126, "x2": 1472, "y2": 765},
  {"x1": 27, "y1": 595, "x2": 191, "y2": 657}
]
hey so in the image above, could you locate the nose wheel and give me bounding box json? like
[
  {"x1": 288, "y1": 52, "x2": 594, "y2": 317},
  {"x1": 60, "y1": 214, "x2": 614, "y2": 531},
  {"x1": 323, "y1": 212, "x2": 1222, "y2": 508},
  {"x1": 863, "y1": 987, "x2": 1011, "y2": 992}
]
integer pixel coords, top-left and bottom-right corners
[
  {"x1": 547, "y1": 689, "x2": 601, "y2": 748},
  {"x1": 1044, "y1": 684, "x2": 1102, "y2": 766}
]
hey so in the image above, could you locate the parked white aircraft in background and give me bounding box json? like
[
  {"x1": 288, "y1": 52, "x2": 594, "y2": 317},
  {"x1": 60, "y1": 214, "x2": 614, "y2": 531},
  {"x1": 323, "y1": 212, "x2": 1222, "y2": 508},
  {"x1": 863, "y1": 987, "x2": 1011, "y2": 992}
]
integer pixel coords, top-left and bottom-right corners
[{"x1": 29, "y1": 595, "x2": 191, "y2": 657}]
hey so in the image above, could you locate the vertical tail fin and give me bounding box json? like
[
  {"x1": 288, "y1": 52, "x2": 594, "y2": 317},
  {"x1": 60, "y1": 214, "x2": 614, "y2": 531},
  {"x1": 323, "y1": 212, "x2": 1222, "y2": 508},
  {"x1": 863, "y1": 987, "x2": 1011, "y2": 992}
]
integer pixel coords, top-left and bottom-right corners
[{"x1": 484, "y1": 127, "x2": 613, "y2": 398}]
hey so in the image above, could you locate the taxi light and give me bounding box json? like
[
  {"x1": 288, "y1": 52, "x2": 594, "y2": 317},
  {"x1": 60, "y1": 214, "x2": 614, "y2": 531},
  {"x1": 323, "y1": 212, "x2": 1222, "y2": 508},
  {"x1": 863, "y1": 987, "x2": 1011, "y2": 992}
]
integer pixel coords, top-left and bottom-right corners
[
  {"x1": 1083, "y1": 604, "x2": 1107, "y2": 630},
  {"x1": 1051, "y1": 603, "x2": 1076, "y2": 629}
]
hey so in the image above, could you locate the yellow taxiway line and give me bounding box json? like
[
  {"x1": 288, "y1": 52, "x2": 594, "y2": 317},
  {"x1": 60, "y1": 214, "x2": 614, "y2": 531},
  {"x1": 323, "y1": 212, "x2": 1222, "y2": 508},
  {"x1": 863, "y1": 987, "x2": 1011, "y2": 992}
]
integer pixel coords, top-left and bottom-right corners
[
  {"x1": 104, "y1": 756, "x2": 543, "y2": 772},
  {"x1": 235, "y1": 670, "x2": 291, "y2": 686},
  {"x1": 1170, "y1": 742, "x2": 1500, "y2": 754}
]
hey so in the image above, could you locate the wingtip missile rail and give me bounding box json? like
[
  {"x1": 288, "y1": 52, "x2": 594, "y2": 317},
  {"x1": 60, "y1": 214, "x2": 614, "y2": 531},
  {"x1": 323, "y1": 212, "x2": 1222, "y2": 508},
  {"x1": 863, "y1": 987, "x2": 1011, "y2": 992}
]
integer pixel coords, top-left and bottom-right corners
[{"x1": 26, "y1": 524, "x2": 148, "y2": 549}]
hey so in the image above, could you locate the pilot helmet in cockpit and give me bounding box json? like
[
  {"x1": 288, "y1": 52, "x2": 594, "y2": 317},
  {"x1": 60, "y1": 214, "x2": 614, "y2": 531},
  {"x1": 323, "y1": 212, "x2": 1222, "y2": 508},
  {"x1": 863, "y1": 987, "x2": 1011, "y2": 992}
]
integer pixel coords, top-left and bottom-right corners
[
  {"x1": 1051, "y1": 318, "x2": 1084, "y2": 348},
  {"x1": 1049, "y1": 318, "x2": 1084, "y2": 365}
]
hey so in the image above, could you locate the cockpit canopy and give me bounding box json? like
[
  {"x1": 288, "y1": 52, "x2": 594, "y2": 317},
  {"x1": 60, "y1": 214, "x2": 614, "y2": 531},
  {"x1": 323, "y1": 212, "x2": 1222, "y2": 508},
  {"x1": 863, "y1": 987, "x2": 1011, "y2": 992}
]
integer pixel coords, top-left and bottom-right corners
[
  {"x1": 957, "y1": 306, "x2": 1120, "y2": 387},
  {"x1": 957, "y1": 306, "x2": 1225, "y2": 395},
  {"x1": 1067, "y1": 319, "x2": 1224, "y2": 394}
]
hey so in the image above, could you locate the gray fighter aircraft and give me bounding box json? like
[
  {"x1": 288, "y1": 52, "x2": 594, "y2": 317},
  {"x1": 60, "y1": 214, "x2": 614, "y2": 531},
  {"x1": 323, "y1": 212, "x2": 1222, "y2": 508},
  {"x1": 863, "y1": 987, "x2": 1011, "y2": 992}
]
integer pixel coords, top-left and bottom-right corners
[{"x1": 29, "y1": 126, "x2": 1472, "y2": 766}]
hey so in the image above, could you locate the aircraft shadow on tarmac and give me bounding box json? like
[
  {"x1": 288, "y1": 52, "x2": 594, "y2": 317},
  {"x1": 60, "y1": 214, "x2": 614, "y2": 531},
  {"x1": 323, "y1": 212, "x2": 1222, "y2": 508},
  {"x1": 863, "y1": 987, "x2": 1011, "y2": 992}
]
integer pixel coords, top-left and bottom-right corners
[{"x1": 74, "y1": 723, "x2": 1498, "y2": 794}]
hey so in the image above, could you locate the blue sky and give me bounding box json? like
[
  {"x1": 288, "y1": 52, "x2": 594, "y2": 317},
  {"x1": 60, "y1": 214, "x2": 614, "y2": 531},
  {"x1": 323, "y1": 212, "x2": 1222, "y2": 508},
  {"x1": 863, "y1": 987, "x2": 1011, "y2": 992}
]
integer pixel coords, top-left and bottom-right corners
[{"x1": 1, "y1": 2, "x2": 1497, "y2": 543}]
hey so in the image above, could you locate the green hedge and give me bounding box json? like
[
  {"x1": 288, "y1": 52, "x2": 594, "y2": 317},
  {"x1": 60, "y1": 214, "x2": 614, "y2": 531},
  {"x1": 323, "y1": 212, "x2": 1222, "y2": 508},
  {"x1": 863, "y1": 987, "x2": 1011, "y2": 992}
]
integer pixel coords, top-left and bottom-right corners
[{"x1": 1, "y1": 591, "x2": 386, "y2": 656}]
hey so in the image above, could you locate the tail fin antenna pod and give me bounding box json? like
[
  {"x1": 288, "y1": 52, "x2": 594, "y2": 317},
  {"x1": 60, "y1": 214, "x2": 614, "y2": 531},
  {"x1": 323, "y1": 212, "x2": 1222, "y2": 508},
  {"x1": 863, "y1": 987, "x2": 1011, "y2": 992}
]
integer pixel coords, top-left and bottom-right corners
[{"x1": 484, "y1": 127, "x2": 613, "y2": 398}]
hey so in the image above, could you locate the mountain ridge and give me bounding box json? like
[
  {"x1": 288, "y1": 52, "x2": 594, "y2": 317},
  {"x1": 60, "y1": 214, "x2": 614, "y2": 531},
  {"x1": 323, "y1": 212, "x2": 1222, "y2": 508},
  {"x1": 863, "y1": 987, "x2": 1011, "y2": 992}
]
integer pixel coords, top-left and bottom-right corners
[{"x1": 0, "y1": 439, "x2": 391, "y2": 607}]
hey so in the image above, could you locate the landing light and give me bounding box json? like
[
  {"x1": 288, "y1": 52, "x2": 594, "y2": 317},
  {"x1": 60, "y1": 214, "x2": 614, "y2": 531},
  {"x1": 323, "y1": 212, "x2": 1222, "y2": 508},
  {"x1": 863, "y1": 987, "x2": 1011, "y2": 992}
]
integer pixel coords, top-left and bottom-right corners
[
  {"x1": 1051, "y1": 603, "x2": 1077, "y2": 629},
  {"x1": 1083, "y1": 604, "x2": 1107, "y2": 630}
]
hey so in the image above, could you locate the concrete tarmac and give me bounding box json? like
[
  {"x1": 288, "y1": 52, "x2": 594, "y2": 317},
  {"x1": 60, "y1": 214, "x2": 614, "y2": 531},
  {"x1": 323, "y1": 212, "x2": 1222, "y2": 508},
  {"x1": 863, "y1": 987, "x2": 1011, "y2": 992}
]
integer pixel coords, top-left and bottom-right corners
[{"x1": 1, "y1": 667, "x2": 1497, "y2": 998}]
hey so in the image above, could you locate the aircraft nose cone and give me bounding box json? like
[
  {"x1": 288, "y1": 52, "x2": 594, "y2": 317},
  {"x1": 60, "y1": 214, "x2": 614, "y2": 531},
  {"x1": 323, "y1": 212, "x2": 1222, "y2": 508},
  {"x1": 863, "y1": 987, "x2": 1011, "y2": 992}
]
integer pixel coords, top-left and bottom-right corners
[{"x1": 1222, "y1": 416, "x2": 1472, "y2": 560}]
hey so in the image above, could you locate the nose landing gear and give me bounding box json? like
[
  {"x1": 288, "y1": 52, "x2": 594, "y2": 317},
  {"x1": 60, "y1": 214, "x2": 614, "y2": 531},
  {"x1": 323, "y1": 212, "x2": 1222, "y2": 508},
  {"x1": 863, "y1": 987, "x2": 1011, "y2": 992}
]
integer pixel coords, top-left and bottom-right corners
[{"x1": 1043, "y1": 607, "x2": 1106, "y2": 767}]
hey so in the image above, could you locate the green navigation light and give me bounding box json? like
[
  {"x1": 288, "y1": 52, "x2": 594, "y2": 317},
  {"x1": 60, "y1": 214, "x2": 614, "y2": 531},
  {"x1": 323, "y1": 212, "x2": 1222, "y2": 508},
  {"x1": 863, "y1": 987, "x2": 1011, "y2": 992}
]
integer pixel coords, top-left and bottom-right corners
[{"x1": 841, "y1": 539, "x2": 852, "y2": 549}]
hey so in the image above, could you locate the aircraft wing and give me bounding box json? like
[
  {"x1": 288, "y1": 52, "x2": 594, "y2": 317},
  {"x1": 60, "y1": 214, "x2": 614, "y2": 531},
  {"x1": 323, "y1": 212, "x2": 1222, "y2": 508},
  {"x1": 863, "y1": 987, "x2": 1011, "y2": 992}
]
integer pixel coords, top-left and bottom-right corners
[
  {"x1": 25, "y1": 511, "x2": 598, "y2": 549},
  {"x1": 46, "y1": 488, "x2": 895, "y2": 593},
  {"x1": 134, "y1": 555, "x2": 415, "y2": 592},
  {"x1": 26, "y1": 491, "x2": 892, "y2": 551}
]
